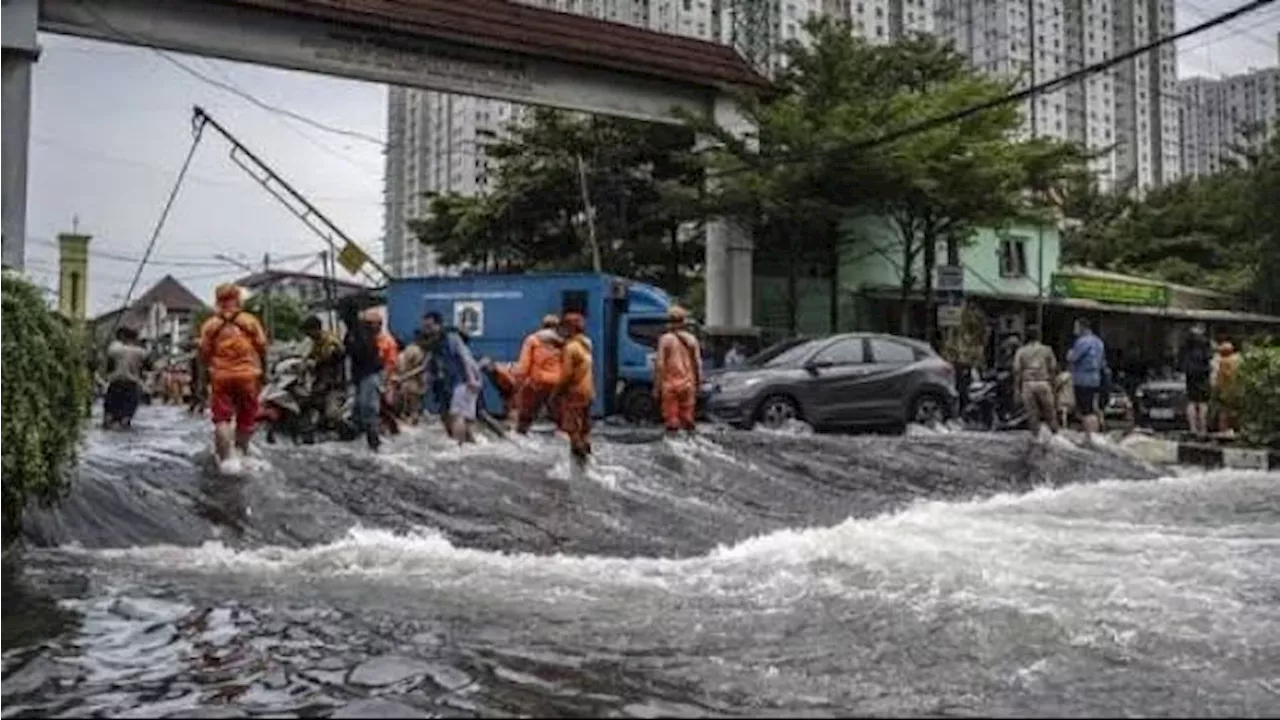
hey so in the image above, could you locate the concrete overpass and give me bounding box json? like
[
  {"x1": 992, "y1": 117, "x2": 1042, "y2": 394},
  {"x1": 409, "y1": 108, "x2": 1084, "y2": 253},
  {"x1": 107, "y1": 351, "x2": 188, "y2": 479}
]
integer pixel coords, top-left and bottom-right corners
[{"x1": 2, "y1": 0, "x2": 767, "y2": 332}]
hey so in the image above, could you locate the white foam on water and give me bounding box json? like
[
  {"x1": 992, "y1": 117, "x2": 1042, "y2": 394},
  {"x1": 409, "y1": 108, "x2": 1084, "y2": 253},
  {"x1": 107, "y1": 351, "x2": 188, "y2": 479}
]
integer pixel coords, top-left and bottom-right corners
[{"x1": 86, "y1": 468, "x2": 1280, "y2": 634}]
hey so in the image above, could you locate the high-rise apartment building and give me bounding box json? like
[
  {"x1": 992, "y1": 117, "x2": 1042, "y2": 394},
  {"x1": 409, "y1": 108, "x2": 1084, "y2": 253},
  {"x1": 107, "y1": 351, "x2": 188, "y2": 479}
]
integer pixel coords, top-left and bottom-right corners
[
  {"x1": 1113, "y1": 0, "x2": 1180, "y2": 190},
  {"x1": 383, "y1": 0, "x2": 716, "y2": 276},
  {"x1": 1179, "y1": 67, "x2": 1280, "y2": 178},
  {"x1": 936, "y1": 0, "x2": 1180, "y2": 194}
]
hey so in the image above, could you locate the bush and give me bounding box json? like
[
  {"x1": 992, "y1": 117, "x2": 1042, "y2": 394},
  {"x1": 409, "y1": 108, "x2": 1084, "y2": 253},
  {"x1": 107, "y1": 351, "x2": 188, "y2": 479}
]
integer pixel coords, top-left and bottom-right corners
[
  {"x1": 1, "y1": 272, "x2": 90, "y2": 545},
  {"x1": 1235, "y1": 346, "x2": 1280, "y2": 449}
]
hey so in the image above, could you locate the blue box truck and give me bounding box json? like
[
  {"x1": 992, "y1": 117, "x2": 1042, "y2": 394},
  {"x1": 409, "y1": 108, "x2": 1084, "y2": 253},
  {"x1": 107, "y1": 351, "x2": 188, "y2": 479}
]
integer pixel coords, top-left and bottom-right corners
[{"x1": 385, "y1": 273, "x2": 691, "y2": 420}]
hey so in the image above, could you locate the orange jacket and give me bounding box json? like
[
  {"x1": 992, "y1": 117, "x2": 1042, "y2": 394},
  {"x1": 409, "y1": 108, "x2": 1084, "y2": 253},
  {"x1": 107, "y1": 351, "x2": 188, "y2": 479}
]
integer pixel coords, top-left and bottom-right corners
[
  {"x1": 376, "y1": 332, "x2": 398, "y2": 380},
  {"x1": 199, "y1": 310, "x2": 268, "y2": 383},
  {"x1": 557, "y1": 335, "x2": 595, "y2": 402},
  {"x1": 516, "y1": 328, "x2": 564, "y2": 387},
  {"x1": 655, "y1": 329, "x2": 702, "y2": 393}
]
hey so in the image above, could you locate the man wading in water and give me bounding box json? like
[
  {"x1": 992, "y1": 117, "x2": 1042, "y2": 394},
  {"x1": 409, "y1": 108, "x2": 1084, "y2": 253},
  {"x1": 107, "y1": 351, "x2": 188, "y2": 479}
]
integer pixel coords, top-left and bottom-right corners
[
  {"x1": 198, "y1": 284, "x2": 268, "y2": 473},
  {"x1": 103, "y1": 326, "x2": 149, "y2": 429},
  {"x1": 654, "y1": 306, "x2": 702, "y2": 436},
  {"x1": 1013, "y1": 327, "x2": 1059, "y2": 442}
]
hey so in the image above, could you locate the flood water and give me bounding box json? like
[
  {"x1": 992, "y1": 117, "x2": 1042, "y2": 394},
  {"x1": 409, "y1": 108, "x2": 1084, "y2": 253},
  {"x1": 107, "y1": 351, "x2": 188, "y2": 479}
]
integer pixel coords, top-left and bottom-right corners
[{"x1": 4, "y1": 406, "x2": 1278, "y2": 718}]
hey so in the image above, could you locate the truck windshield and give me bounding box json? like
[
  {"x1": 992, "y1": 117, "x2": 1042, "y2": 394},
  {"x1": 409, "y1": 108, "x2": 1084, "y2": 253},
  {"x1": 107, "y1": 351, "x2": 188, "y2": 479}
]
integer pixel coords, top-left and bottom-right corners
[{"x1": 627, "y1": 317, "x2": 667, "y2": 348}]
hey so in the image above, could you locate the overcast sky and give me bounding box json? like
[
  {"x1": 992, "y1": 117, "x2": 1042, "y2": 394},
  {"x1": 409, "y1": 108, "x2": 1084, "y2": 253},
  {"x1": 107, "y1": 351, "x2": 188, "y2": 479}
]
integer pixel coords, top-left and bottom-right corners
[{"x1": 21, "y1": 1, "x2": 1280, "y2": 315}]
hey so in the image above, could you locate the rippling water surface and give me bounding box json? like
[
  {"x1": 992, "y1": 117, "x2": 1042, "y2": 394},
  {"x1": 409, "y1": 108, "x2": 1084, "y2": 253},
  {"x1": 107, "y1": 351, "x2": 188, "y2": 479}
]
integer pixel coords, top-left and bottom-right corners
[{"x1": 4, "y1": 407, "x2": 1278, "y2": 718}]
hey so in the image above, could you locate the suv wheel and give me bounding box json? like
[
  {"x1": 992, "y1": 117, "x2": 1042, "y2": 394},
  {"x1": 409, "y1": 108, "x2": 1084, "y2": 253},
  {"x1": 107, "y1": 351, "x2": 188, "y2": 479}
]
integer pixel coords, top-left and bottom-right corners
[{"x1": 755, "y1": 394, "x2": 801, "y2": 429}]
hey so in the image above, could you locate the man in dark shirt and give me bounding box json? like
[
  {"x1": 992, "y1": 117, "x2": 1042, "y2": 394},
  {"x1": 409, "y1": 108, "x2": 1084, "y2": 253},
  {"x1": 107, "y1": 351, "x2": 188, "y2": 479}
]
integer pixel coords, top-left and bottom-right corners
[
  {"x1": 1178, "y1": 323, "x2": 1213, "y2": 438},
  {"x1": 341, "y1": 299, "x2": 385, "y2": 450}
]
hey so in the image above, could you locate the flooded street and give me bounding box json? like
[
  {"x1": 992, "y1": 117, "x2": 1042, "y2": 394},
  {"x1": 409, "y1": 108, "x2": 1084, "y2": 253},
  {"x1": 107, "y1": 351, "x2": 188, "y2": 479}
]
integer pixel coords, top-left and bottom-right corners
[{"x1": 4, "y1": 407, "x2": 1278, "y2": 718}]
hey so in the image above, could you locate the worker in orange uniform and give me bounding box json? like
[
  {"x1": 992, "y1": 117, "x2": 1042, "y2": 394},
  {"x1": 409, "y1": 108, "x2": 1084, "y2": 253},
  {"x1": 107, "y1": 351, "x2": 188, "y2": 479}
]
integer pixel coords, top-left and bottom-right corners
[
  {"x1": 654, "y1": 306, "x2": 703, "y2": 435},
  {"x1": 553, "y1": 312, "x2": 595, "y2": 468},
  {"x1": 514, "y1": 314, "x2": 564, "y2": 433},
  {"x1": 199, "y1": 283, "x2": 268, "y2": 470},
  {"x1": 374, "y1": 313, "x2": 401, "y2": 436}
]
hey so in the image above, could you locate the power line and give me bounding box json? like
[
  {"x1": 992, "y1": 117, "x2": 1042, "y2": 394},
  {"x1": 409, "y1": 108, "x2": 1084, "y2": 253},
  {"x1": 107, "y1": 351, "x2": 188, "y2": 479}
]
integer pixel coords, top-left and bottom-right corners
[
  {"x1": 31, "y1": 134, "x2": 381, "y2": 206},
  {"x1": 73, "y1": 0, "x2": 387, "y2": 148}
]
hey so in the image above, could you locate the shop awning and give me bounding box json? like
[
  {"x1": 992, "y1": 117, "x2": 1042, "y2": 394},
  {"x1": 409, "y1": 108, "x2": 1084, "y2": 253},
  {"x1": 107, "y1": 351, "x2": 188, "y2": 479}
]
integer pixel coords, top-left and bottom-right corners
[{"x1": 856, "y1": 285, "x2": 1280, "y2": 326}]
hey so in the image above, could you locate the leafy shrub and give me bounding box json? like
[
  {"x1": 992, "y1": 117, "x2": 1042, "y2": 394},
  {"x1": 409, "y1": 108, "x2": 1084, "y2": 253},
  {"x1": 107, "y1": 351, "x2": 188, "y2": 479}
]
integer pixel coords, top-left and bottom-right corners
[
  {"x1": 1235, "y1": 346, "x2": 1280, "y2": 449},
  {"x1": 1, "y1": 272, "x2": 90, "y2": 545}
]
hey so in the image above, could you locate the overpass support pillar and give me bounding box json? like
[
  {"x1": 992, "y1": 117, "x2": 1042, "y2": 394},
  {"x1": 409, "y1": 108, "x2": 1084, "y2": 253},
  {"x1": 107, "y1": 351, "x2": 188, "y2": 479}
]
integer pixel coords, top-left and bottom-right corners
[
  {"x1": 702, "y1": 96, "x2": 756, "y2": 346},
  {"x1": 2, "y1": 0, "x2": 39, "y2": 271}
]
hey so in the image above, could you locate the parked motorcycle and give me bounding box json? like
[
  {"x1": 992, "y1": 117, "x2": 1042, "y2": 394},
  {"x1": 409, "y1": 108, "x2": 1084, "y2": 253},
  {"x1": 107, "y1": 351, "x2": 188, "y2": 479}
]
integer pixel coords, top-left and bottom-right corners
[
  {"x1": 961, "y1": 369, "x2": 1028, "y2": 431},
  {"x1": 258, "y1": 357, "x2": 354, "y2": 444}
]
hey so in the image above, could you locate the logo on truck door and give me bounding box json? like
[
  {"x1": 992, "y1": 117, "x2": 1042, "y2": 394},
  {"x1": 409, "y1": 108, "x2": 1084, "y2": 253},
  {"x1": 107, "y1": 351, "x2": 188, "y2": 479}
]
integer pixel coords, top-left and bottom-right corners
[{"x1": 453, "y1": 300, "x2": 484, "y2": 337}]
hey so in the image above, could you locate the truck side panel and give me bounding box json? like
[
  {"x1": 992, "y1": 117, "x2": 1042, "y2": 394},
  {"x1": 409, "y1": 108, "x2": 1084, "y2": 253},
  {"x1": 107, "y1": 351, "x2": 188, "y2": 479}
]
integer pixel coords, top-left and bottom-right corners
[{"x1": 386, "y1": 274, "x2": 612, "y2": 417}]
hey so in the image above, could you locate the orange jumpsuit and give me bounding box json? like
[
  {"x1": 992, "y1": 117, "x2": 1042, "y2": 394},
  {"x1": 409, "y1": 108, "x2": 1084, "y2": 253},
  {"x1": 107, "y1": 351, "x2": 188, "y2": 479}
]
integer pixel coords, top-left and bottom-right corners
[
  {"x1": 376, "y1": 331, "x2": 400, "y2": 433},
  {"x1": 514, "y1": 328, "x2": 564, "y2": 433},
  {"x1": 556, "y1": 334, "x2": 595, "y2": 459},
  {"x1": 199, "y1": 310, "x2": 268, "y2": 435},
  {"x1": 655, "y1": 329, "x2": 702, "y2": 432}
]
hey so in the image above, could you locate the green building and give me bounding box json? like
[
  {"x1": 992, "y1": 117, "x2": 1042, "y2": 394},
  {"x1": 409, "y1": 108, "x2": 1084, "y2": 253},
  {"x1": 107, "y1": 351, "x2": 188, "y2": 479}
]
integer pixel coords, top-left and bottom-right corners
[{"x1": 752, "y1": 215, "x2": 1061, "y2": 343}]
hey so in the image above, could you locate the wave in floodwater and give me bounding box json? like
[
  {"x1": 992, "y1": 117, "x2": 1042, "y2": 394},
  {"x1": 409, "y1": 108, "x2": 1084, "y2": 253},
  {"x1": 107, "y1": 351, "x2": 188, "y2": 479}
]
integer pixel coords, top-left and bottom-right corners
[{"x1": 4, "y1": 406, "x2": 1279, "y2": 718}]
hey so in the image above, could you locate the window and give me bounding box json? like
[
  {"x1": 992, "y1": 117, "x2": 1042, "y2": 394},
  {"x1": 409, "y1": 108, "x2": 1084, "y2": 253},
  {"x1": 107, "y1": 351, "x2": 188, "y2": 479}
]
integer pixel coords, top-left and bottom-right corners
[
  {"x1": 870, "y1": 339, "x2": 916, "y2": 365},
  {"x1": 813, "y1": 338, "x2": 865, "y2": 365},
  {"x1": 999, "y1": 236, "x2": 1029, "y2": 277},
  {"x1": 627, "y1": 317, "x2": 666, "y2": 348}
]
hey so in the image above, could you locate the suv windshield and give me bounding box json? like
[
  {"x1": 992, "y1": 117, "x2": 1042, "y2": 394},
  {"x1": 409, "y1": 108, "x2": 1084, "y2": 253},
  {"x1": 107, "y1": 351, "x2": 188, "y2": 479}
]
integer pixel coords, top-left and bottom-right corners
[
  {"x1": 744, "y1": 337, "x2": 809, "y2": 367},
  {"x1": 760, "y1": 339, "x2": 819, "y2": 368}
]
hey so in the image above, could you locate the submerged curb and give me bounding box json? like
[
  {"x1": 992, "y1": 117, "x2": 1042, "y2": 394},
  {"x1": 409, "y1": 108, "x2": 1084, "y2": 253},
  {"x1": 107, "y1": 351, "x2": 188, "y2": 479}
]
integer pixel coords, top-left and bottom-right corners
[{"x1": 1128, "y1": 436, "x2": 1280, "y2": 470}]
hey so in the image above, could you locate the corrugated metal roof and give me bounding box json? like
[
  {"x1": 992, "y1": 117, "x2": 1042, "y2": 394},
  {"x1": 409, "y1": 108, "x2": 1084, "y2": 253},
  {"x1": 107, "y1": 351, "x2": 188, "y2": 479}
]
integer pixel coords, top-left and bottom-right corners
[{"x1": 227, "y1": 0, "x2": 768, "y2": 90}]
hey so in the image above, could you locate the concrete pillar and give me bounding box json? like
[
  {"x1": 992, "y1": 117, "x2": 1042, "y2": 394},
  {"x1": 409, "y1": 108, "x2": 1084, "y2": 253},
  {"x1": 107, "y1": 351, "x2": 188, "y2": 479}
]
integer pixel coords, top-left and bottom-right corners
[
  {"x1": 2, "y1": 0, "x2": 40, "y2": 271},
  {"x1": 703, "y1": 96, "x2": 756, "y2": 334}
]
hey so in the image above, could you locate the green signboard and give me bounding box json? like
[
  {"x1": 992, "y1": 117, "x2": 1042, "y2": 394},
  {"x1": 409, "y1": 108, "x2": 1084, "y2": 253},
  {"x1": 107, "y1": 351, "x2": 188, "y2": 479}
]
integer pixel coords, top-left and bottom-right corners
[{"x1": 1050, "y1": 273, "x2": 1169, "y2": 307}]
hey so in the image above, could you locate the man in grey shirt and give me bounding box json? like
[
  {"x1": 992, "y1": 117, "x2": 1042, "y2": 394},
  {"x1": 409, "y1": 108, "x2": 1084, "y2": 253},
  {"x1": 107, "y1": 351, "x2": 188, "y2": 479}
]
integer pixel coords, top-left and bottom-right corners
[
  {"x1": 103, "y1": 327, "x2": 150, "y2": 428},
  {"x1": 1013, "y1": 327, "x2": 1059, "y2": 436}
]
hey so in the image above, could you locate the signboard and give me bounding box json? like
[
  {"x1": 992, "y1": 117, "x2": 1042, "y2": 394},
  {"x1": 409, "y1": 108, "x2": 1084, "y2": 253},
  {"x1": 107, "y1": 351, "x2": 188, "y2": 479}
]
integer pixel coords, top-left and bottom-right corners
[
  {"x1": 936, "y1": 265, "x2": 964, "y2": 293},
  {"x1": 337, "y1": 241, "x2": 369, "y2": 276},
  {"x1": 937, "y1": 305, "x2": 964, "y2": 328},
  {"x1": 453, "y1": 300, "x2": 484, "y2": 337},
  {"x1": 1050, "y1": 273, "x2": 1169, "y2": 307}
]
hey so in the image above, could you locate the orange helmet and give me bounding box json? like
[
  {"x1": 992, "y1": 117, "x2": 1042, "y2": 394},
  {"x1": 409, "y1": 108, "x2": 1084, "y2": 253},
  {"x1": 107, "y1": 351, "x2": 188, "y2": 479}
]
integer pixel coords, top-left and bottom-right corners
[
  {"x1": 667, "y1": 305, "x2": 689, "y2": 326},
  {"x1": 562, "y1": 312, "x2": 585, "y2": 334}
]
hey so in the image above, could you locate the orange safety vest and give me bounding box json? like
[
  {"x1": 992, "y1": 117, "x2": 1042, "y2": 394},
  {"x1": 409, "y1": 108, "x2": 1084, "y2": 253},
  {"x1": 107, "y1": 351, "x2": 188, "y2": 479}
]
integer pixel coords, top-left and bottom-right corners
[
  {"x1": 559, "y1": 335, "x2": 595, "y2": 403},
  {"x1": 656, "y1": 329, "x2": 701, "y2": 393},
  {"x1": 517, "y1": 328, "x2": 564, "y2": 387},
  {"x1": 199, "y1": 310, "x2": 267, "y2": 382}
]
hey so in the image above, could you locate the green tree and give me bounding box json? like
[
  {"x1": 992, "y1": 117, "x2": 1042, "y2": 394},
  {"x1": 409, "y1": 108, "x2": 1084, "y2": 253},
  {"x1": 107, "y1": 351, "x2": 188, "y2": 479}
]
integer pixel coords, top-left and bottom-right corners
[
  {"x1": 2, "y1": 273, "x2": 91, "y2": 546},
  {"x1": 245, "y1": 292, "x2": 307, "y2": 342},
  {"x1": 410, "y1": 109, "x2": 707, "y2": 296},
  {"x1": 699, "y1": 20, "x2": 1083, "y2": 338},
  {"x1": 693, "y1": 18, "x2": 894, "y2": 332}
]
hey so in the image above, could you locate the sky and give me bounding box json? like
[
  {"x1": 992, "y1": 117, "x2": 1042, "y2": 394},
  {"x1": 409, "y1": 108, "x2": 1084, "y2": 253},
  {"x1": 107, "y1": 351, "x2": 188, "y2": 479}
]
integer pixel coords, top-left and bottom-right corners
[{"x1": 19, "y1": 0, "x2": 1280, "y2": 317}]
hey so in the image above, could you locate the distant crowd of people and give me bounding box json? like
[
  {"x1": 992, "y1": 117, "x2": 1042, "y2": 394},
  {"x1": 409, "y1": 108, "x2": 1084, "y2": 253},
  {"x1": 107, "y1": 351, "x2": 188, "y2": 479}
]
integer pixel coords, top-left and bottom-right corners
[{"x1": 1001, "y1": 318, "x2": 1243, "y2": 442}]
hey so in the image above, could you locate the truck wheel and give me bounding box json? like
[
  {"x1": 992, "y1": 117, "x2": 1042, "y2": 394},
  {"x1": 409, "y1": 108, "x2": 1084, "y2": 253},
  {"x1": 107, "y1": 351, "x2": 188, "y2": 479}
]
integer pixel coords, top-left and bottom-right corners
[{"x1": 620, "y1": 385, "x2": 657, "y2": 425}]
